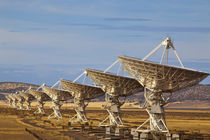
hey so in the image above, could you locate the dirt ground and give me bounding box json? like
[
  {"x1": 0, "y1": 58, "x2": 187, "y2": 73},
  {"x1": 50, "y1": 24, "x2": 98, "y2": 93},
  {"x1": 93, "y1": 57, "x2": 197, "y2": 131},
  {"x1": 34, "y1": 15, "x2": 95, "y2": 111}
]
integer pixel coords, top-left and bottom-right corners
[
  {"x1": 0, "y1": 103, "x2": 210, "y2": 140},
  {"x1": 0, "y1": 115, "x2": 36, "y2": 140}
]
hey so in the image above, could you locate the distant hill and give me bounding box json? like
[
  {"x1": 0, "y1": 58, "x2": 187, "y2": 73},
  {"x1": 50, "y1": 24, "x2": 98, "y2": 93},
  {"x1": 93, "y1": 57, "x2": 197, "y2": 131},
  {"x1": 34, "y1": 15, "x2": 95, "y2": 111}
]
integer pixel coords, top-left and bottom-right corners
[
  {"x1": 124, "y1": 84, "x2": 210, "y2": 103},
  {"x1": 171, "y1": 84, "x2": 210, "y2": 101},
  {"x1": 0, "y1": 82, "x2": 39, "y2": 100},
  {"x1": 0, "y1": 82, "x2": 210, "y2": 103}
]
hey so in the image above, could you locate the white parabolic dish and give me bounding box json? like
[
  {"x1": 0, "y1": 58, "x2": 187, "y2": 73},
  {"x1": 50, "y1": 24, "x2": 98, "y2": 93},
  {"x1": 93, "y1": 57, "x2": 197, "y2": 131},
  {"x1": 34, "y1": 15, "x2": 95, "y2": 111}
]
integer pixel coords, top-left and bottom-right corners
[{"x1": 118, "y1": 55, "x2": 210, "y2": 93}]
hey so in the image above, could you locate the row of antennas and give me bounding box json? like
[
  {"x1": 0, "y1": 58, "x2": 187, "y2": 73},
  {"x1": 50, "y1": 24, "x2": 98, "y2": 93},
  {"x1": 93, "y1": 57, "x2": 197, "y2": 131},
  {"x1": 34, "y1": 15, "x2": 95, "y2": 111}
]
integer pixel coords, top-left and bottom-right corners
[{"x1": 6, "y1": 37, "x2": 208, "y2": 134}]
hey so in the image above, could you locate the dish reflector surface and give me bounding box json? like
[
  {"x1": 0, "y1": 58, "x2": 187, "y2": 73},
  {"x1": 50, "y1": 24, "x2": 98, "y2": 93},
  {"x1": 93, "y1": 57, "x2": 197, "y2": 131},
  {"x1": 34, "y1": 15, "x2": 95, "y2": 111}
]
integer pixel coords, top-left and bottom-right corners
[
  {"x1": 42, "y1": 86, "x2": 71, "y2": 101},
  {"x1": 118, "y1": 56, "x2": 209, "y2": 93},
  {"x1": 60, "y1": 79, "x2": 105, "y2": 100},
  {"x1": 86, "y1": 69, "x2": 144, "y2": 96},
  {"x1": 29, "y1": 89, "x2": 51, "y2": 101},
  {"x1": 19, "y1": 91, "x2": 35, "y2": 101}
]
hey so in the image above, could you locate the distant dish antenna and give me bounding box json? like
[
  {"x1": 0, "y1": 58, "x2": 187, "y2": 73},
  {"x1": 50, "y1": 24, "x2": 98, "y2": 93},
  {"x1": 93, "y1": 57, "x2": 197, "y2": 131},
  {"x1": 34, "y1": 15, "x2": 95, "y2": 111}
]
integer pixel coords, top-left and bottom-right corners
[
  {"x1": 9, "y1": 94, "x2": 18, "y2": 108},
  {"x1": 85, "y1": 69, "x2": 144, "y2": 127},
  {"x1": 29, "y1": 84, "x2": 51, "y2": 115},
  {"x1": 60, "y1": 79, "x2": 105, "y2": 124},
  {"x1": 118, "y1": 37, "x2": 210, "y2": 133},
  {"x1": 13, "y1": 93, "x2": 25, "y2": 110},
  {"x1": 42, "y1": 83, "x2": 72, "y2": 120},
  {"x1": 5, "y1": 95, "x2": 13, "y2": 107},
  {"x1": 19, "y1": 90, "x2": 35, "y2": 110}
]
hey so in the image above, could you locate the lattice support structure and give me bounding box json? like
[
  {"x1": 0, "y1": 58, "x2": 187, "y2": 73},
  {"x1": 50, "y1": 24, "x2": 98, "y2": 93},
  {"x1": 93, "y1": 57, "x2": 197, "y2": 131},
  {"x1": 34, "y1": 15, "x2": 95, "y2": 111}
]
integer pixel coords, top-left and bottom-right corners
[
  {"x1": 136, "y1": 89, "x2": 170, "y2": 133},
  {"x1": 60, "y1": 79, "x2": 104, "y2": 124},
  {"x1": 85, "y1": 69, "x2": 144, "y2": 127},
  {"x1": 14, "y1": 94, "x2": 25, "y2": 110},
  {"x1": 9, "y1": 95, "x2": 17, "y2": 108},
  {"x1": 34, "y1": 101, "x2": 45, "y2": 114},
  {"x1": 69, "y1": 98, "x2": 88, "y2": 123},
  {"x1": 48, "y1": 100, "x2": 63, "y2": 120},
  {"x1": 12, "y1": 98, "x2": 17, "y2": 108},
  {"x1": 25, "y1": 100, "x2": 31, "y2": 110},
  {"x1": 19, "y1": 91, "x2": 35, "y2": 110},
  {"x1": 5, "y1": 96, "x2": 12, "y2": 107},
  {"x1": 29, "y1": 89, "x2": 51, "y2": 115},
  {"x1": 42, "y1": 85, "x2": 72, "y2": 121},
  {"x1": 99, "y1": 95, "x2": 124, "y2": 127}
]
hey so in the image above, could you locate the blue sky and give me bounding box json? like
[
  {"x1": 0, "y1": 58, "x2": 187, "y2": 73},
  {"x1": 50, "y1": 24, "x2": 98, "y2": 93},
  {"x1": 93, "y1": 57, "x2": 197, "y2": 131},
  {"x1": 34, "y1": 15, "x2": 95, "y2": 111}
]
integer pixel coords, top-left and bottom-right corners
[{"x1": 0, "y1": 0, "x2": 210, "y2": 85}]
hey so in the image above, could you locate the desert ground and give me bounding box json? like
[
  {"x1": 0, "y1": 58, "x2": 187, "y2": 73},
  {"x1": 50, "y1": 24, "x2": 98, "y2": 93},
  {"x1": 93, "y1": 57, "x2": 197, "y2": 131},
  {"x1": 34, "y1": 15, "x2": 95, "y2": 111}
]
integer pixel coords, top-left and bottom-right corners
[{"x1": 0, "y1": 101, "x2": 210, "y2": 140}]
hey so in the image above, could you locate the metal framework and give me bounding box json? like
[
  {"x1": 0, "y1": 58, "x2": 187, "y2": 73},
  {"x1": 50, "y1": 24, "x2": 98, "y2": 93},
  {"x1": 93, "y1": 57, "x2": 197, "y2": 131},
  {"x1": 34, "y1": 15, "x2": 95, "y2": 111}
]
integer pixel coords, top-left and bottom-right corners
[
  {"x1": 9, "y1": 94, "x2": 18, "y2": 108},
  {"x1": 86, "y1": 69, "x2": 144, "y2": 127},
  {"x1": 118, "y1": 54, "x2": 209, "y2": 133},
  {"x1": 143, "y1": 37, "x2": 184, "y2": 68},
  {"x1": 13, "y1": 93, "x2": 25, "y2": 110},
  {"x1": 42, "y1": 85, "x2": 72, "y2": 120},
  {"x1": 19, "y1": 91, "x2": 35, "y2": 110},
  {"x1": 5, "y1": 95, "x2": 13, "y2": 107},
  {"x1": 29, "y1": 89, "x2": 51, "y2": 114},
  {"x1": 60, "y1": 79, "x2": 105, "y2": 124}
]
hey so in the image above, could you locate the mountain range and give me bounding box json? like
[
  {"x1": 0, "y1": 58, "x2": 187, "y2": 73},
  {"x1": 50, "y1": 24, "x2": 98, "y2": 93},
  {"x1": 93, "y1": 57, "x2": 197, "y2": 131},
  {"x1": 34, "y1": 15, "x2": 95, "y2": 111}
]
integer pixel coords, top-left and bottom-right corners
[{"x1": 0, "y1": 82, "x2": 210, "y2": 103}]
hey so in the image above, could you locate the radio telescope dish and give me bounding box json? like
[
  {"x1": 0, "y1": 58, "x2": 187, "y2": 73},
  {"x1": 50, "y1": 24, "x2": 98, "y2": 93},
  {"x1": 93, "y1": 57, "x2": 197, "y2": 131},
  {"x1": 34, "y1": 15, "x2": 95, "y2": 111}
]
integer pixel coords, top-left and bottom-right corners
[
  {"x1": 5, "y1": 95, "x2": 13, "y2": 107},
  {"x1": 9, "y1": 94, "x2": 18, "y2": 108},
  {"x1": 85, "y1": 68, "x2": 144, "y2": 127},
  {"x1": 19, "y1": 91, "x2": 35, "y2": 110},
  {"x1": 42, "y1": 86, "x2": 71, "y2": 101},
  {"x1": 118, "y1": 56, "x2": 209, "y2": 93},
  {"x1": 86, "y1": 69, "x2": 143, "y2": 96},
  {"x1": 29, "y1": 89, "x2": 51, "y2": 101},
  {"x1": 60, "y1": 79, "x2": 104, "y2": 100},
  {"x1": 13, "y1": 94, "x2": 25, "y2": 110},
  {"x1": 29, "y1": 89, "x2": 51, "y2": 115},
  {"x1": 60, "y1": 79, "x2": 105, "y2": 123},
  {"x1": 117, "y1": 37, "x2": 210, "y2": 133},
  {"x1": 42, "y1": 85, "x2": 72, "y2": 120}
]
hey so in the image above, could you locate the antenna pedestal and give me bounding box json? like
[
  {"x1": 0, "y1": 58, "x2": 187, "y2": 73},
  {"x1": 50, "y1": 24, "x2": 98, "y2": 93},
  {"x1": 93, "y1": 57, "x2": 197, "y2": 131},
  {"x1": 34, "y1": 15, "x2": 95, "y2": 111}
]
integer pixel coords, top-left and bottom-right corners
[
  {"x1": 25, "y1": 101, "x2": 31, "y2": 110},
  {"x1": 9, "y1": 95, "x2": 17, "y2": 108},
  {"x1": 29, "y1": 89, "x2": 51, "y2": 115},
  {"x1": 6, "y1": 96, "x2": 13, "y2": 107},
  {"x1": 8, "y1": 99, "x2": 12, "y2": 107},
  {"x1": 42, "y1": 85, "x2": 72, "y2": 121},
  {"x1": 16, "y1": 96, "x2": 25, "y2": 110},
  {"x1": 9, "y1": 100, "x2": 12, "y2": 107},
  {"x1": 12, "y1": 100, "x2": 17, "y2": 108},
  {"x1": 86, "y1": 69, "x2": 143, "y2": 127},
  {"x1": 48, "y1": 101, "x2": 62, "y2": 120},
  {"x1": 60, "y1": 79, "x2": 104, "y2": 123},
  {"x1": 69, "y1": 98, "x2": 88, "y2": 123},
  {"x1": 17, "y1": 101, "x2": 24, "y2": 110},
  {"x1": 136, "y1": 91, "x2": 169, "y2": 133},
  {"x1": 99, "y1": 95, "x2": 123, "y2": 127},
  {"x1": 34, "y1": 101, "x2": 45, "y2": 114}
]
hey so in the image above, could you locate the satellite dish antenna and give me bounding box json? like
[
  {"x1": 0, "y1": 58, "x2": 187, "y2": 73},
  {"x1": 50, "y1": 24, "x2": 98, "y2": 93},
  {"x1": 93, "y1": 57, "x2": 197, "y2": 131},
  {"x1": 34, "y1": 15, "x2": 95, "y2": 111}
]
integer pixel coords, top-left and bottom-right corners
[
  {"x1": 13, "y1": 93, "x2": 25, "y2": 110},
  {"x1": 9, "y1": 94, "x2": 18, "y2": 108},
  {"x1": 118, "y1": 37, "x2": 210, "y2": 133},
  {"x1": 85, "y1": 69, "x2": 144, "y2": 127},
  {"x1": 19, "y1": 90, "x2": 35, "y2": 110},
  {"x1": 5, "y1": 95, "x2": 13, "y2": 107},
  {"x1": 29, "y1": 83, "x2": 51, "y2": 115},
  {"x1": 42, "y1": 82, "x2": 72, "y2": 120},
  {"x1": 60, "y1": 79, "x2": 105, "y2": 124}
]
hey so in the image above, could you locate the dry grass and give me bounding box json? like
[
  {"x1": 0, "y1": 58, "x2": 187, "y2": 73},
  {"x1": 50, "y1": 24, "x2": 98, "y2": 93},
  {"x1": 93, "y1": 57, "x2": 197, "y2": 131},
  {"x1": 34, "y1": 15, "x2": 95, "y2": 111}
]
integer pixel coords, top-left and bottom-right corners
[{"x1": 0, "y1": 101, "x2": 210, "y2": 139}]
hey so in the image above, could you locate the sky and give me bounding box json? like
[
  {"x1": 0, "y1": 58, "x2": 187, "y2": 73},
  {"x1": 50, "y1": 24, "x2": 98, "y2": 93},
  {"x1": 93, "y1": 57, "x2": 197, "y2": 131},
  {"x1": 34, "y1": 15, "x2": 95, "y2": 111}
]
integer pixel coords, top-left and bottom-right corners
[{"x1": 0, "y1": 0, "x2": 210, "y2": 85}]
